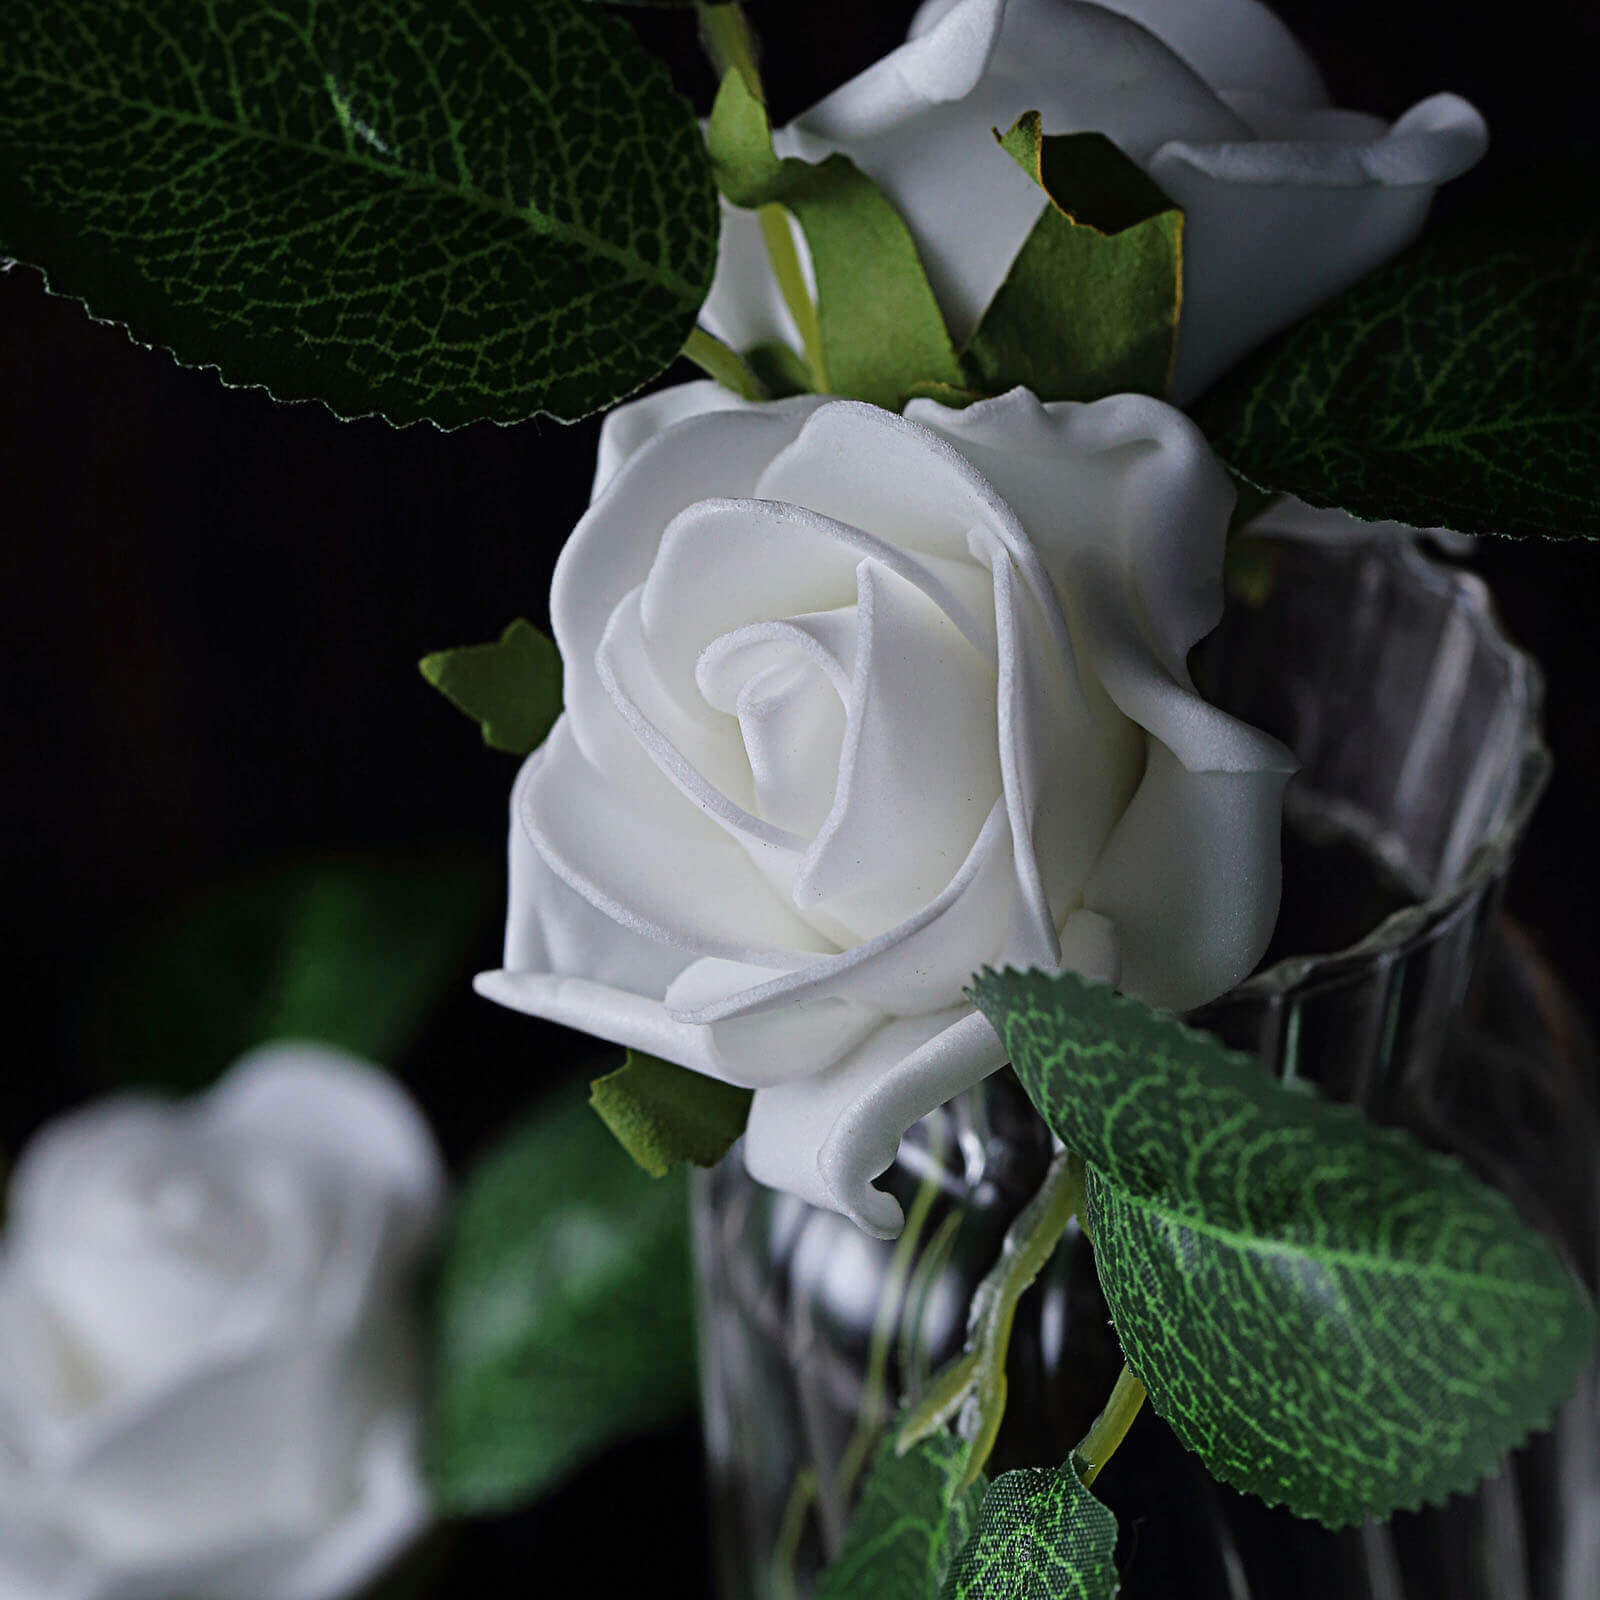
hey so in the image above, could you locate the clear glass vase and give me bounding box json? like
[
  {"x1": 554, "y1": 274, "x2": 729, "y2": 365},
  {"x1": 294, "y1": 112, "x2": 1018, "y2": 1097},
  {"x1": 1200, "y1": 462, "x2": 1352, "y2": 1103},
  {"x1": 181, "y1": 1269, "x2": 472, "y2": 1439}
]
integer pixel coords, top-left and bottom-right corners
[{"x1": 693, "y1": 524, "x2": 1599, "y2": 1600}]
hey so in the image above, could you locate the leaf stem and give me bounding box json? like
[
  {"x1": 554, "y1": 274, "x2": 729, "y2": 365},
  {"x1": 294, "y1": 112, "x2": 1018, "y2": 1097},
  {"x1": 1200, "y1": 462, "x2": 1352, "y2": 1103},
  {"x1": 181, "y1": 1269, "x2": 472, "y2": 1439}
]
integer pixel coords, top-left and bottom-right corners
[
  {"x1": 683, "y1": 323, "x2": 768, "y2": 400},
  {"x1": 759, "y1": 206, "x2": 828, "y2": 389},
  {"x1": 834, "y1": 1125, "x2": 949, "y2": 1504},
  {"x1": 1071, "y1": 1362, "x2": 1148, "y2": 1488},
  {"x1": 899, "y1": 1148, "x2": 1084, "y2": 1491}
]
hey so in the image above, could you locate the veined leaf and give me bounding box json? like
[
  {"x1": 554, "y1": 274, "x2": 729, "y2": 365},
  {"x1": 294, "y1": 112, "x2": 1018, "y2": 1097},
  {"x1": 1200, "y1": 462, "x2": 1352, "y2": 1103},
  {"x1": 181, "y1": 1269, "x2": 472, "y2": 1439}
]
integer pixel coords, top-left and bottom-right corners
[
  {"x1": 1194, "y1": 199, "x2": 1600, "y2": 538},
  {"x1": 965, "y1": 116, "x2": 1181, "y2": 403},
  {"x1": 0, "y1": 0, "x2": 718, "y2": 426},
  {"x1": 420, "y1": 618, "x2": 560, "y2": 756},
  {"x1": 590, "y1": 1050, "x2": 751, "y2": 1177},
  {"x1": 970, "y1": 967, "x2": 1598, "y2": 1527},
  {"x1": 817, "y1": 1429, "x2": 986, "y2": 1600},
  {"x1": 707, "y1": 67, "x2": 964, "y2": 409},
  {"x1": 941, "y1": 1466, "x2": 1120, "y2": 1600},
  {"x1": 428, "y1": 1082, "x2": 696, "y2": 1512}
]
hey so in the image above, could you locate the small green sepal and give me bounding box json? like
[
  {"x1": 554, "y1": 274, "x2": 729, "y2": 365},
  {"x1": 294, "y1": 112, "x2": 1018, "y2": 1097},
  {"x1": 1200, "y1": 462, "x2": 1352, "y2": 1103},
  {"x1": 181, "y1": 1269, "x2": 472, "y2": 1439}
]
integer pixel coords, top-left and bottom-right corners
[
  {"x1": 964, "y1": 114, "x2": 1183, "y2": 403},
  {"x1": 589, "y1": 1050, "x2": 752, "y2": 1177},
  {"x1": 419, "y1": 619, "x2": 561, "y2": 757}
]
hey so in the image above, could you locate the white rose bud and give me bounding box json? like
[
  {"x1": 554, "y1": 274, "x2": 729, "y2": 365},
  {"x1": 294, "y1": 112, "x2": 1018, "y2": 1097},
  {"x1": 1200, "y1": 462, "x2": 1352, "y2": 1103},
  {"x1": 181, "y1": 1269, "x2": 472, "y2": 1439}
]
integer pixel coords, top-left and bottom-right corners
[
  {"x1": 477, "y1": 383, "x2": 1296, "y2": 1236},
  {"x1": 704, "y1": 0, "x2": 1488, "y2": 402},
  {"x1": 0, "y1": 1046, "x2": 443, "y2": 1600}
]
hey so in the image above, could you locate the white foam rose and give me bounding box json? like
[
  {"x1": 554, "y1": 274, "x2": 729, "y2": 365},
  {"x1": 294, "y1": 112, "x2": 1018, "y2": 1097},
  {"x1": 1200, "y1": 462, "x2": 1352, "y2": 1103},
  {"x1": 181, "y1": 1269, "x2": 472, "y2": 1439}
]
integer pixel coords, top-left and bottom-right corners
[
  {"x1": 476, "y1": 382, "x2": 1295, "y2": 1237},
  {"x1": 704, "y1": 0, "x2": 1487, "y2": 402},
  {"x1": 0, "y1": 1045, "x2": 443, "y2": 1600}
]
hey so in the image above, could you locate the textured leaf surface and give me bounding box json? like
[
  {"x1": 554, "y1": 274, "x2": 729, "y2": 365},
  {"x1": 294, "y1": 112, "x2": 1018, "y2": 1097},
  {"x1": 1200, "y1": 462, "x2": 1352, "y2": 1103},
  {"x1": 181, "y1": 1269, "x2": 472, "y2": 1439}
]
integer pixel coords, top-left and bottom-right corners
[
  {"x1": 0, "y1": 0, "x2": 717, "y2": 426},
  {"x1": 966, "y1": 116, "x2": 1181, "y2": 402},
  {"x1": 420, "y1": 618, "x2": 560, "y2": 756},
  {"x1": 817, "y1": 1430, "x2": 986, "y2": 1600},
  {"x1": 590, "y1": 1050, "x2": 751, "y2": 1176},
  {"x1": 429, "y1": 1082, "x2": 696, "y2": 1512},
  {"x1": 77, "y1": 846, "x2": 495, "y2": 1090},
  {"x1": 707, "y1": 68, "x2": 963, "y2": 408},
  {"x1": 942, "y1": 1466, "x2": 1119, "y2": 1600},
  {"x1": 1194, "y1": 206, "x2": 1600, "y2": 538},
  {"x1": 971, "y1": 968, "x2": 1598, "y2": 1526}
]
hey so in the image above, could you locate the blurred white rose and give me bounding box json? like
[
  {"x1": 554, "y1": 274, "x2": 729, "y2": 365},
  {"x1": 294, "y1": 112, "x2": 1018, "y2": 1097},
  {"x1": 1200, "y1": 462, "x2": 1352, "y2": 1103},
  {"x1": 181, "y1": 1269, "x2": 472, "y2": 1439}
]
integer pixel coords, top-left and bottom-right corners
[
  {"x1": 704, "y1": 0, "x2": 1487, "y2": 402},
  {"x1": 0, "y1": 1046, "x2": 443, "y2": 1600},
  {"x1": 476, "y1": 382, "x2": 1294, "y2": 1236}
]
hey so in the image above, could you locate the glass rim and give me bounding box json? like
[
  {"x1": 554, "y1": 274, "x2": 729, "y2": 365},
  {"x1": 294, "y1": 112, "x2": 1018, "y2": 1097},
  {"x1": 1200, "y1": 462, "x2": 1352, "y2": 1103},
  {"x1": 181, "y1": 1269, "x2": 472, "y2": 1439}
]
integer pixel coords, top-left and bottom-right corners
[{"x1": 1216, "y1": 529, "x2": 1552, "y2": 1003}]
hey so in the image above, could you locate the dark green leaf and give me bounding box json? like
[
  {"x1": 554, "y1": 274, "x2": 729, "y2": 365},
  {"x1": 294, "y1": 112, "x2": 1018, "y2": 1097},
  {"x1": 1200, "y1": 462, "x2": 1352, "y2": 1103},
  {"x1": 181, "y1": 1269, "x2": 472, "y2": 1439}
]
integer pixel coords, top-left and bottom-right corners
[
  {"x1": 77, "y1": 845, "x2": 496, "y2": 1091},
  {"x1": 428, "y1": 1082, "x2": 696, "y2": 1513},
  {"x1": 817, "y1": 1430, "x2": 986, "y2": 1600},
  {"x1": 965, "y1": 116, "x2": 1181, "y2": 403},
  {"x1": 941, "y1": 1466, "x2": 1119, "y2": 1600},
  {"x1": 590, "y1": 1050, "x2": 751, "y2": 1176},
  {"x1": 744, "y1": 337, "x2": 814, "y2": 399},
  {"x1": 707, "y1": 68, "x2": 963, "y2": 408},
  {"x1": 970, "y1": 967, "x2": 1598, "y2": 1526},
  {"x1": 419, "y1": 618, "x2": 561, "y2": 756},
  {"x1": 1194, "y1": 207, "x2": 1600, "y2": 538},
  {"x1": 0, "y1": 0, "x2": 717, "y2": 426}
]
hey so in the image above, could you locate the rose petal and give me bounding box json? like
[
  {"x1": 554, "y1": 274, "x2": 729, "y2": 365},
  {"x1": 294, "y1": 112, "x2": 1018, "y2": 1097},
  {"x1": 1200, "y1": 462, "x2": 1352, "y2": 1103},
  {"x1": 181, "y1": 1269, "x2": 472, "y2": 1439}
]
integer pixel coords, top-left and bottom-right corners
[
  {"x1": 1084, "y1": 743, "x2": 1291, "y2": 1010},
  {"x1": 1053, "y1": 0, "x2": 1328, "y2": 107},
  {"x1": 255, "y1": 1409, "x2": 430, "y2": 1600},
  {"x1": 639, "y1": 491, "x2": 994, "y2": 720},
  {"x1": 1152, "y1": 93, "x2": 1489, "y2": 399},
  {"x1": 203, "y1": 1047, "x2": 444, "y2": 1250},
  {"x1": 591, "y1": 377, "x2": 781, "y2": 500},
  {"x1": 520, "y1": 721, "x2": 832, "y2": 963},
  {"x1": 745, "y1": 1008, "x2": 1007, "y2": 1236},
  {"x1": 554, "y1": 397, "x2": 828, "y2": 779},
  {"x1": 672, "y1": 800, "x2": 1015, "y2": 1023},
  {"x1": 796, "y1": 559, "x2": 1001, "y2": 938}
]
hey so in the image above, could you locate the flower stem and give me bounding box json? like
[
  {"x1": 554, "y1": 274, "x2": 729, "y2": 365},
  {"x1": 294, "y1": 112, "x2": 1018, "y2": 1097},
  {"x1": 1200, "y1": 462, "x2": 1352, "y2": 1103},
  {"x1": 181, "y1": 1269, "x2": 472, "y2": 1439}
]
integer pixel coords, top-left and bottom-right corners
[
  {"x1": 683, "y1": 324, "x2": 768, "y2": 400},
  {"x1": 698, "y1": 2, "x2": 761, "y2": 94},
  {"x1": 1071, "y1": 1362, "x2": 1149, "y2": 1488},
  {"x1": 697, "y1": 3, "x2": 826, "y2": 390},
  {"x1": 899, "y1": 1148, "x2": 1084, "y2": 1491}
]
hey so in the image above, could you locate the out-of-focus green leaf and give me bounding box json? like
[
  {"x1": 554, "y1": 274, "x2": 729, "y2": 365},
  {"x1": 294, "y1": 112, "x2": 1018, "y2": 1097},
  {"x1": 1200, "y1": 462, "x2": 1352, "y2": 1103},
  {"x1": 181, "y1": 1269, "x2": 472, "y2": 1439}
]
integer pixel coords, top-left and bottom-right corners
[
  {"x1": 78, "y1": 845, "x2": 497, "y2": 1090},
  {"x1": 428, "y1": 1082, "x2": 697, "y2": 1513}
]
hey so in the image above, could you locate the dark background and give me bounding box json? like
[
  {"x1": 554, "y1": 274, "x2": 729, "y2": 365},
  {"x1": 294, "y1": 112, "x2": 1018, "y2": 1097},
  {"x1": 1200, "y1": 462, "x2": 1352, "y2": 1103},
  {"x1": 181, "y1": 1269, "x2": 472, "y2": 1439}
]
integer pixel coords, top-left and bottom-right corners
[{"x1": 2, "y1": 2, "x2": 1596, "y2": 1594}]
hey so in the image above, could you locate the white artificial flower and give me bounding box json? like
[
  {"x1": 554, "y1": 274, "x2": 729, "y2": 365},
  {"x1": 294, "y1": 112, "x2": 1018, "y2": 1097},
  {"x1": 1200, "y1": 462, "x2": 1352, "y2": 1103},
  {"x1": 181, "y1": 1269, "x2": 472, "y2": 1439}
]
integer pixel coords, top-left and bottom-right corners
[
  {"x1": 703, "y1": 0, "x2": 1487, "y2": 402},
  {"x1": 0, "y1": 1046, "x2": 444, "y2": 1600},
  {"x1": 477, "y1": 381, "x2": 1294, "y2": 1236}
]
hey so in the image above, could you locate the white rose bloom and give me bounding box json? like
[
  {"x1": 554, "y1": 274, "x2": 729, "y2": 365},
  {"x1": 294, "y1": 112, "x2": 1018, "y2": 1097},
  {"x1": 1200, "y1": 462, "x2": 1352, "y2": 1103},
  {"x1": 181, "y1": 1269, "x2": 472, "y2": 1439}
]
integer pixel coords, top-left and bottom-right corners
[
  {"x1": 703, "y1": 0, "x2": 1488, "y2": 403},
  {"x1": 477, "y1": 382, "x2": 1295, "y2": 1236},
  {"x1": 0, "y1": 1046, "x2": 443, "y2": 1600}
]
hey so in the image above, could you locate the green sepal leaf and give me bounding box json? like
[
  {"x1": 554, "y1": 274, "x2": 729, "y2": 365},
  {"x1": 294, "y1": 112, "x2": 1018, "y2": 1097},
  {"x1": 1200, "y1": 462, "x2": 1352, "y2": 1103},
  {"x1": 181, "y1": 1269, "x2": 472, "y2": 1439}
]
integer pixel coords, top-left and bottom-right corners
[
  {"x1": 970, "y1": 967, "x2": 1598, "y2": 1527},
  {"x1": 707, "y1": 67, "x2": 964, "y2": 408},
  {"x1": 77, "y1": 845, "x2": 496, "y2": 1091},
  {"x1": 419, "y1": 619, "x2": 561, "y2": 757},
  {"x1": 428, "y1": 1081, "x2": 696, "y2": 1513},
  {"x1": 1194, "y1": 202, "x2": 1600, "y2": 538},
  {"x1": 744, "y1": 338, "x2": 814, "y2": 399},
  {"x1": 941, "y1": 1465, "x2": 1120, "y2": 1600},
  {"x1": 817, "y1": 1429, "x2": 987, "y2": 1600},
  {"x1": 964, "y1": 116, "x2": 1182, "y2": 403},
  {"x1": 589, "y1": 1049, "x2": 752, "y2": 1176},
  {"x1": 0, "y1": 0, "x2": 717, "y2": 427}
]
